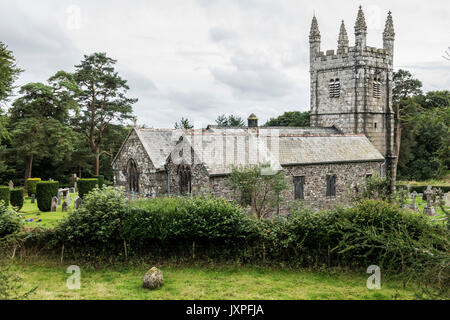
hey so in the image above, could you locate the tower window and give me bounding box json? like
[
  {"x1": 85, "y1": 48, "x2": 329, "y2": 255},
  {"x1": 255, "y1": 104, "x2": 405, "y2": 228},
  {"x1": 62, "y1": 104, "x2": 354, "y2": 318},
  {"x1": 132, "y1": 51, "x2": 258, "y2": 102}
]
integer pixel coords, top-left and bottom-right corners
[
  {"x1": 329, "y1": 79, "x2": 340, "y2": 98},
  {"x1": 373, "y1": 78, "x2": 381, "y2": 99}
]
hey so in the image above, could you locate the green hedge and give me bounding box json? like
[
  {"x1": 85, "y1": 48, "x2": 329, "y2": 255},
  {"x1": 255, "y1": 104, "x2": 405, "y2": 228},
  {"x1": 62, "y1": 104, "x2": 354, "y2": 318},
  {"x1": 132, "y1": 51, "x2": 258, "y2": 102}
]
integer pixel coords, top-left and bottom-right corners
[
  {"x1": 54, "y1": 188, "x2": 448, "y2": 273},
  {"x1": 10, "y1": 188, "x2": 24, "y2": 210},
  {"x1": 396, "y1": 184, "x2": 450, "y2": 195},
  {"x1": 0, "y1": 187, "x2": 10, "y2": 206},
  {"x1": 36, "y1": 181, "x2": 59, "y2": 212},
  {"x1": 92, "y1": 175, "x2": 104, "y2": 189},
  {"x1": 26, "y1": 178, "x2": 41, "y2": 196},
  {"x1": 78, "y1": 178, "x2": 99, "y2": 199}
]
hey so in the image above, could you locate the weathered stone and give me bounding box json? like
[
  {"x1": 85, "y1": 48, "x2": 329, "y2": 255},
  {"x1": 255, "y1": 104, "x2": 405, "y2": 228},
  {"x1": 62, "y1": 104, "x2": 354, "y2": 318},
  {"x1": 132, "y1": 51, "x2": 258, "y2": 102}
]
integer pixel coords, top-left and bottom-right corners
[
  {"x1": 62, "y1": 201, "x2": 68, "y2": 212},
  {"x1": 423, "y1": 186, "x2": 437, "y2": 216},
  {"x1": 51, "y1": 197, "x2": 58, "y2": 212},
  {"x1": 408, "y1": 191, "x2": 419, "y2": 211},
  {"x1": 74, "y1": 197, "x2": 82, "y2": 210},
  {"x1": 30, "y1": 194, "x2": 35, "y2": 204},
  {"x1": 445, "y1": 193, "x2": 450, "y2": 207},
  {"x1": 8, "y1": 180, "x2": 14, "y2": 189},
  {"x1": 142, "y1": 267, "x2": 163, "y2": 290}
]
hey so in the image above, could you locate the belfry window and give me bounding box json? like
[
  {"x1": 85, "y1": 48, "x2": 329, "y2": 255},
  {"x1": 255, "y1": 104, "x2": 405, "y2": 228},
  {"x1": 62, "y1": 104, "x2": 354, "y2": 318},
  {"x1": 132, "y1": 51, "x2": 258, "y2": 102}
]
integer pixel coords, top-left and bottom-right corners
[
  {"x1": 373, "y1": 78, "x2": 381, "y2": 99},
  {"x1": 294, "y1": 176, "x2": 305, "y2": 200},
  {"x1": 326, "y1": 175, "x2": 336, "y2": 197},
  {"x1": 329, "y1": 79, "x2": 340, "y2": 98}
]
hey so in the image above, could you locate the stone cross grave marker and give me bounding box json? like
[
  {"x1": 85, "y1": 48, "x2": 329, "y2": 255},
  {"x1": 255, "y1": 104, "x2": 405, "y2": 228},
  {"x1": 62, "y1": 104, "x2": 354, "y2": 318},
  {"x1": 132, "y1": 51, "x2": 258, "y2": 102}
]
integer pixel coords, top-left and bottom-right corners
[
  {"x1": 423, "y1": 186, "x2": 437, "y2": 216},
  {"x1": 409, "y1": 191, "x2": 419, "y2": 211}
]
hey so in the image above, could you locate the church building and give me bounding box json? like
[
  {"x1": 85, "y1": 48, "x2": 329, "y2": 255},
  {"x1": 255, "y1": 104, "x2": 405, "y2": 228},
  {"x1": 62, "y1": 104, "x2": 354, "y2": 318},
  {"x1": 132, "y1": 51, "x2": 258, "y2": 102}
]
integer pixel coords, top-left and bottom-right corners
[{"x1": 112, "y1": 7, "x2": 396, "y2": 214}]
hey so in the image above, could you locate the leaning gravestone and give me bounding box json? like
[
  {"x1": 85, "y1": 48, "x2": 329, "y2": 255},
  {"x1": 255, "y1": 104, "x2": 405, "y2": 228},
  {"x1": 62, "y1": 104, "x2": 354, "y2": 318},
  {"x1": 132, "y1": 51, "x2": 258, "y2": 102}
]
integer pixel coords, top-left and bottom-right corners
[
  {"x1": 51, "y1": 197, "x2": 58, "y2": 212},
  {"x1": 67, "y1": 195, "x2": 72, "y2": 206},
  {"x1": 74, "y1": 197, "x2": 82, "y2": 210},
  {"x1": 142, "y1": 267, "x2": 163, "y2": 290},
  {"x1": 8, "y1": 180, "x2": 14, "y2": 189},
  {"x1": 30, "y1": 194, "x2": 35, "y2": 204},
  {"x1": 423, "y1": 186, "x2": 437, "y2": 216},
  {"x1": 62, "y1": 201, "x2": 68, "y2": 212}
]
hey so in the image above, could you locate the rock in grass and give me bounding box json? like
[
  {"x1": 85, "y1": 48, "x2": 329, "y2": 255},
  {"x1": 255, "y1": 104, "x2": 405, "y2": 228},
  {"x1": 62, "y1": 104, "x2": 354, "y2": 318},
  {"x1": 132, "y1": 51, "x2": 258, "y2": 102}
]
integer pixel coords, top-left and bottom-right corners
[{"x1": 143, "y1": 267, "x2": 163, "y2": 289}]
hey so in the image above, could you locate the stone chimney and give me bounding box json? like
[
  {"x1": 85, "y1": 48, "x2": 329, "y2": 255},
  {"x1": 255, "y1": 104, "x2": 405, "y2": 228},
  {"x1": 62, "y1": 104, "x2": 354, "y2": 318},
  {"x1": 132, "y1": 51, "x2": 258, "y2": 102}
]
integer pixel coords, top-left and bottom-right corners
[{"x1": 247, "y1": 113, "x2": 258, "y2": 127}]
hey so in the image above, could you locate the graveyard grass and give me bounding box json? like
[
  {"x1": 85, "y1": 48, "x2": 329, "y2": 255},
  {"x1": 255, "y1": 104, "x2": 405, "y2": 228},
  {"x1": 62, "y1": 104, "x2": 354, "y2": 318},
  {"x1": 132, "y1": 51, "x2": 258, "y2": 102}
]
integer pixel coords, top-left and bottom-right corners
[
  {"x1": 18, "y1": 193, "x2": 77, "y2": 228},
  {"x1": 10, "y1": 260, "x2": 417, "y2": 300}
]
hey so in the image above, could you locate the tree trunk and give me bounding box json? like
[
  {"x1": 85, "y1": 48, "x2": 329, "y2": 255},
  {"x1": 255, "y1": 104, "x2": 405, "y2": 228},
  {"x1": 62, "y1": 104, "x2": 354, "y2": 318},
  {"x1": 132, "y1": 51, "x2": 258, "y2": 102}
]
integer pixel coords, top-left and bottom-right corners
[
  {"x1": 24, "y1": 155, "x2": 33, "y2": 190},
  {"x1": 94, "y1": 151, "x2": 100, "y2": 176}
]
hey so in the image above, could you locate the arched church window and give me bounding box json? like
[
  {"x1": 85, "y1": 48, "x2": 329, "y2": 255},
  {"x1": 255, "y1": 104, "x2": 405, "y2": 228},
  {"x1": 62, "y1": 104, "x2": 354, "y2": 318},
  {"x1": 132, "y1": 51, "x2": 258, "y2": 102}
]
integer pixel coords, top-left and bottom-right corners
[
  {"x1": 178, "y1": 164, "x2": 192, "y2": 195},
  {"x1": 329, "y1": 79, "x2": 340, "y2": 98},
  {"x1": 373, "y1": 78, "x2": 382, "y2": 99},
  {"x1": 127, "y1": 159, "x2": 139, "y2": 193}
]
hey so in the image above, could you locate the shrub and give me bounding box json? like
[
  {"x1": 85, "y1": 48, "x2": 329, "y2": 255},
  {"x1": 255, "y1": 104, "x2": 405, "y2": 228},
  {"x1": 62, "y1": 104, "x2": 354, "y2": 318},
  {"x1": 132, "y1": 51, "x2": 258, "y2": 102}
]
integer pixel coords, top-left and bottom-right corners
[
  {"x1": 78, "y1": 178, "x2": 99, "y2": 199},
  {"x1": 10, "y1": 188, "x2": 24, "y2": 210},
  {"x1": 26, "y1": 178, "x2": 41, "y2": 196},
  {"x1": 0, "y1": 187, "x2": 10, "y2": 206},
  {"x1": 92, "y1": 175, "x2": 104, "y2": 189},
  {"x1": 56, "y1": 187, "x2": 127, "y2": 245},
  {"x1": 0, "y1": 201, "x2": 23, "y2": 237},
  {"x1": 36, "y1": 181, "x2": 59, "y2": 212}
]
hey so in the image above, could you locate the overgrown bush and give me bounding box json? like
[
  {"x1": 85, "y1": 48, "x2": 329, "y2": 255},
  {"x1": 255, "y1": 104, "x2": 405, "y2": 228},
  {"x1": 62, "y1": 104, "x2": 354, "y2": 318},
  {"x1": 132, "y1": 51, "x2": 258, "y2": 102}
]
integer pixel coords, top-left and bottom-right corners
[
  {"x1": 10, "y1": 188, "x2": 24, "y2": 210},
  {"x1": 0, "y1": 201, "x2": 22, "y2": 238},
  {"x1": 77, "y1": 178, "x2": 98, "y2": 199},
  {"x1": 56, "y1": 187, "x2": 128, "y2": 246},
  {"x1": 92, "y1": 175, "x2": 104, "y2": 189},
  {"x1": 0, "y1": 263, "x2": 35, "y2": 300},
  {"x1": 36, "y1": 181, "x2": 59, "y2": 212},
  {"x1": 0, "y1": 187, "x2": 10, "y2": 206},
  {"x1": 26, "y1": 178, "x2": 41, "y2": 196}
]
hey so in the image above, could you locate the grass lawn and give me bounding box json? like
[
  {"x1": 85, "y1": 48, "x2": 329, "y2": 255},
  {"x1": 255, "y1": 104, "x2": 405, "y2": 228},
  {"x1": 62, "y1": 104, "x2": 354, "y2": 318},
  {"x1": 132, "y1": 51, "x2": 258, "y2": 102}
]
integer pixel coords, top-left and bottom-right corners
[
  {"x1": 9, "y1": 261, "x2": 417, "y2": 300},
  {"x1": 17, "y1": 193, "x2": 78, "y2": 228}
]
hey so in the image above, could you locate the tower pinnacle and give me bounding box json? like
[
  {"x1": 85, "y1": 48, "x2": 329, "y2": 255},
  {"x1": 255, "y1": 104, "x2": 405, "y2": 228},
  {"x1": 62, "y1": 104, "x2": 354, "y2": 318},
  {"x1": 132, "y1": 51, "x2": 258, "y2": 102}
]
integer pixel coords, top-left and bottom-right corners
[
  {"x1": 354, "y1": 5, "x2": 367, "y2": 34},
  {"x1": 309, "y1": 16, "x2": 321, "y2": 41},
  {"x1": 338, "y1": 20, "x2": 349, "y2": 50},
  {"x1": 383, "y1": 11, "x2": 395, "y2": 39}
]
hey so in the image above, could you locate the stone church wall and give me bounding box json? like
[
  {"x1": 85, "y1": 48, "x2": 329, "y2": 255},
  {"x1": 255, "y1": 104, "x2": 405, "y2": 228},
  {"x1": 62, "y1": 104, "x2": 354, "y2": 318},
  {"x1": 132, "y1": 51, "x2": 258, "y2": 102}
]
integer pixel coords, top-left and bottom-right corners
[{"x1": 112, "y1": 130, "x2": 167, "y2": 195}]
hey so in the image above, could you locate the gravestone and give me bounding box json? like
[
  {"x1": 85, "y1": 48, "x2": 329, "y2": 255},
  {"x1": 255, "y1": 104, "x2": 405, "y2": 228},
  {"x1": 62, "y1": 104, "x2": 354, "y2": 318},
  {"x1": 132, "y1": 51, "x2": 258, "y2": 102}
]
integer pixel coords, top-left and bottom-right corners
[
  {"x1": 408, "y1": 191, "x2": 419, "y2": 211},
  {"x1": 62, "y1": 201, "x2": 68, "y2": 212},
  {"x1": 69, "y1": 187, "x2": 75, "y2": 194},
  {"x1": 434, "y1": 188, "x2": 444, "y2": 206},
  {"x1": 67, "y1": 195, "x2": 72, "y2": 206},
  {"x1": 74, "y1": 197, "x2": 82, "y2": 210},
  {"x1": 8, "y1": 180, "x2": 14, "y2": 189},
  {"x1": 51, "y1": 197, "x2": 58, "y2": 212},
  {"x1": 445, "y1": 193, "x2": 450, "y2": 207},
  {"x1": 30, "y1": 194, "x2": 35, "y2": 204},
  {"x1": 423, "y1": 186, "x2": 436, "y2": 216}
]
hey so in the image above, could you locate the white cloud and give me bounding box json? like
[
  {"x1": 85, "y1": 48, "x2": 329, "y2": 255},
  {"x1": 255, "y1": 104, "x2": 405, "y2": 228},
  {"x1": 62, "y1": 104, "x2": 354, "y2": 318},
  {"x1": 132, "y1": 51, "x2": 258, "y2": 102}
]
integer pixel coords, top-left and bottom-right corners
[{"x1": 0, "y1": 0, "x2": 449, "y2": 127}]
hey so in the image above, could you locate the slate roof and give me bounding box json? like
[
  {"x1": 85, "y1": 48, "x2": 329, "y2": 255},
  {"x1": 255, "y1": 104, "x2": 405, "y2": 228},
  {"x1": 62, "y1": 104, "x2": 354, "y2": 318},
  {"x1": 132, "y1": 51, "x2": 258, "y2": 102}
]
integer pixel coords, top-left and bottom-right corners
[
  {"x1": 112, "y1": 128, "x2": 182, "y2": 171},
  {"x1": 114, "y1": 127, "x2": 384, "y2": 176},
  {"x1": 181, "y1": 128, "x2": 384, "y2": 176}
]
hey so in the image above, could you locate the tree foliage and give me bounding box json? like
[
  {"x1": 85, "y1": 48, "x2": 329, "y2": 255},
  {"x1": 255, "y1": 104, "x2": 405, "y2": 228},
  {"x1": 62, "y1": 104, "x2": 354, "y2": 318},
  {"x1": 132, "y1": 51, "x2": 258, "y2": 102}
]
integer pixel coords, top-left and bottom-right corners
[
  {"x1": 215, "y1": 114, "x2": 245, "y2": 127},
  {"x1": 227, "y1": 164, "x2": 289, "y2": 219},
  {"x1": 72, "y1": 53, "x2": 137, "y2": 175},
  {"x1": 264, "y1": 111, "x2": 310, "y2": 127}
]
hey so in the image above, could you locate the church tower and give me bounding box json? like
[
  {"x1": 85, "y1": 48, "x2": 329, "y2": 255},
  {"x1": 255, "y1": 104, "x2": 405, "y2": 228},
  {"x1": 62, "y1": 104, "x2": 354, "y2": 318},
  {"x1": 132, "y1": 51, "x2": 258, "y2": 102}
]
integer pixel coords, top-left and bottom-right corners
[{"x1": 309, "y1": 7, "x2": 396, "y2": 190}]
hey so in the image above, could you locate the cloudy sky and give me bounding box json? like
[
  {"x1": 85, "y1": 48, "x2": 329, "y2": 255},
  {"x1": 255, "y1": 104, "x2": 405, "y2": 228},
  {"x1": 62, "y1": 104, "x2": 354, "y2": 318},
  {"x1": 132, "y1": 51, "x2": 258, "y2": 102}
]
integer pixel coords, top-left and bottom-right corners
[{"x1": 1, "y1": 0, "x2": 449, "y2": 127}]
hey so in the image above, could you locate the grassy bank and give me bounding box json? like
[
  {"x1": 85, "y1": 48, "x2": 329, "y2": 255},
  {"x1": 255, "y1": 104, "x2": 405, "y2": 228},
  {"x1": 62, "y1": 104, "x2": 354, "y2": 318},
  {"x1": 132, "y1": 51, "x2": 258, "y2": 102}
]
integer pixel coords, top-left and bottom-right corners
[{"x1": 8, "y1": 260, "x2": 417, "y2": 300}]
